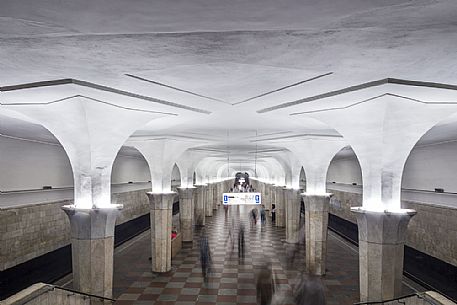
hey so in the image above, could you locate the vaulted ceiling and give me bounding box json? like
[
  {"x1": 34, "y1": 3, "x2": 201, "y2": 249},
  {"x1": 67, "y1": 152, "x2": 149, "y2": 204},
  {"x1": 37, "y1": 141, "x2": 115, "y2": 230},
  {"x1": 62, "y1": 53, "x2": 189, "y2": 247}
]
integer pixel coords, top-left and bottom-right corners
[{"x1": 1, "y1": 0, "x2": 457, "y2": 169}]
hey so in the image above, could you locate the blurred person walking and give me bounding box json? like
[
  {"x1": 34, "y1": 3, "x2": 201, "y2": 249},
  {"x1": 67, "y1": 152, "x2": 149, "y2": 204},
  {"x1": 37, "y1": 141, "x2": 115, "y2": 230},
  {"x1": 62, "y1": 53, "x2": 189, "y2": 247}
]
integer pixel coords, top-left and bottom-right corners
[
  {"x1": 238, "y1": 223, "x2": 245, "y2": 260},
  {"x1": 256, "y1": 263, "x2": 275, "y2": 305},
  {"x1": 293, "y1": 274, "x2": 326, "y2": 305},
  {"x1": 199, "y1": 229, "x2": 212, "y2": 285}
]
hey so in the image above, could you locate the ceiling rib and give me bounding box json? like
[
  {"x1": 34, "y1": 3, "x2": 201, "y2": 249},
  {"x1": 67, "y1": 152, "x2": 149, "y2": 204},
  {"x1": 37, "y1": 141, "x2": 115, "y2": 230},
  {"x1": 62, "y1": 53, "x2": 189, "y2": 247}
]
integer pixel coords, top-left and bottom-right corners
[
  {"x1": 250, "y1": 133, "x2": 342, "y2": 142},
  {"x1": 0, "y1": 78, "x2": 211, "y2": 114},
  {"x1": 125, "y1": 73, "x2": 231, "y2": 104},
  {"x1": 290, "y1": 93, "x2": 457, "y2": 116},
  {"x1": 232, "y1": 71, "x2": 333, "y2": 105},
  {"x1": 257, "y1": 78, "x2": 457, "y2": 114},
  {"x1": 1, "y1": 94, "x2": 179, "y2": 116}
]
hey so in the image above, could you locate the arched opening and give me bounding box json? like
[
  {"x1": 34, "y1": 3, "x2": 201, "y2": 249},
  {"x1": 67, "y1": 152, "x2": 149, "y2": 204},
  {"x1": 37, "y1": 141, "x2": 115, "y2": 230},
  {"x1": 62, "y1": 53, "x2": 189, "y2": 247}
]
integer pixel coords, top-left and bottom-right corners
[
  {"x1": 325, "y1": 145, "x2": 362, "y2": 243},
  {"x1": 299, "y1": 166, "x2": 306, "y2": 191},
  {"x1": 111, "y1": 146, "x2": 151, "y2": 193},
  {"x1": 399, "y1": 114, "x2": 457, "y2": 287},
  {"x1": 171, "y1": 163, "x2": 182, "y2": 192},
  {"x1": 0, "y1": 112, "x2": 74, "y2": 202},
  {"x1": 0, "y1": 110, "x2": 77, "y2": 297},
  {"x1": 170, "y1": 163, "x2": 182, "y2": 236}
]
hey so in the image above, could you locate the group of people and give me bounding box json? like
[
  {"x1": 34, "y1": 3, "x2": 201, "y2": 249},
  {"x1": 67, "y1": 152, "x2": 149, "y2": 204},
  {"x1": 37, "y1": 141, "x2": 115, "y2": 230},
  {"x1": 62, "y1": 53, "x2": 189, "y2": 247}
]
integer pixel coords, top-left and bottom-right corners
[
  {"x1": 230, "y1": 184, "x2": 255, "y2": 193},
  {"x1": 199, "y1": 200, "x2": 325, "y2": 305},
  {"x1": 249, "y1": 205, "x2": 266, "y2": 226},
  {"x1": 256, "y1": 263, "x2": 326, "y2": 305}
]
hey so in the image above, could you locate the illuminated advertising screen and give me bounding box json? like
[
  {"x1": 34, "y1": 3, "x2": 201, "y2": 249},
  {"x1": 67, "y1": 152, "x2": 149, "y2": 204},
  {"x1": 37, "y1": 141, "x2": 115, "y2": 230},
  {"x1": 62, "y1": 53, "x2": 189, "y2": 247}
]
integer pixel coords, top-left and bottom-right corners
[{"x1": 222, "y1": 193, "x2": 261, "y2": 205}]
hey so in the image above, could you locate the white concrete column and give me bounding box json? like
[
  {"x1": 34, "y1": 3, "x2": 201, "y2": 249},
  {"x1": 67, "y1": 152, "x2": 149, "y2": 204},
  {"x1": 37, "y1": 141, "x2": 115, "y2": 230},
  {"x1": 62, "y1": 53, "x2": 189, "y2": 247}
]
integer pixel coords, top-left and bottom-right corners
[
  {"x1": 285, "y1": 189, "x2": 301, "y2": 243},
  {"x1": 205, "y1": 184, "x2": 213, "y2": 216},
  {"x1": 147, "y1": 192, "x2": 175, "y2": 273},
  {"x1": 177, "y1": 187, "x2": 195, "y2": 242},
  {"x1": 62, "y1": 205, "x2": 122, "y2": 298},
  {"x1": 302, "y1": 193, "x2": 331, "y2": 275},
  {"x1": 275, "y1": 186, "x2": 286, "y2": 227},
  {"x1": 195, "y1": 185, "x2": 206, "y2": 226},
  {"x1": 352, "y1": 207, "x2": 416, "y2": 302}
]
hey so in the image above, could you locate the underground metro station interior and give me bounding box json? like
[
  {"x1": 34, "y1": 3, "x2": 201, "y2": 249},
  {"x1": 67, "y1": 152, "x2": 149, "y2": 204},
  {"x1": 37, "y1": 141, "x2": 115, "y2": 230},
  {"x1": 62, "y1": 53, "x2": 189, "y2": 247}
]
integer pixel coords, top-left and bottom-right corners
[{"x1": 1, "y1": 0, "x2": 457, "y2": 304}]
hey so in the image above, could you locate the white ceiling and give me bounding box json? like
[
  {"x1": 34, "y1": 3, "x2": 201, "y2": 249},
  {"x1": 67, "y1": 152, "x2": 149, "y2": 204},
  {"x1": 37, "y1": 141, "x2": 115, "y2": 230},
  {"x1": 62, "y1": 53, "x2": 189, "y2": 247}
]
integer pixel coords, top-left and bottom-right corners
[{"x1": 1, "y1": 0, "x2": 457, "y2": 169}]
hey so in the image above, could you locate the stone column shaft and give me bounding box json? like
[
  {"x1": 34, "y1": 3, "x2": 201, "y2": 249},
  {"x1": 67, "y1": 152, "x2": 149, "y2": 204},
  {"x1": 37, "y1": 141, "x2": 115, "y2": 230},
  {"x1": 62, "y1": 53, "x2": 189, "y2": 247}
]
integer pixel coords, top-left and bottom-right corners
[
  {"x1": 268, "y1": 184, "x2": 273, "y2": 211},
  {"x1": 275, "y1": 187, "x2": 286, "y2": 227},
  {"x1": 205, "y1": 185, "x2": 213, "y2": 216},
  {"x1": 212, "y1": 183, "x2": 218, "y2": 210},
  {"x1": 147, "y1": 192, "x2": 175, "y2": 273},
  {"x1": 195, "y1": 185, "x2": 206, "y2": 226},
  {"x1": 285, "y1": 189, "x2": 301, "y2": 243},
  {"x1": 302, "y1": 193, "x2": 331, "y2": 275},
  {"x1": 216, "y1": 183, "x2": 221, "y2": 206},
  {"x1": 177, "y1": 187, "x2": 195, "y2": 242},
  {"x1": 352, "y1": 207, "x2": 416, "y2": 302},
  {"x1": 62, "y1": 205, "x2": 122, "y2": 299}
]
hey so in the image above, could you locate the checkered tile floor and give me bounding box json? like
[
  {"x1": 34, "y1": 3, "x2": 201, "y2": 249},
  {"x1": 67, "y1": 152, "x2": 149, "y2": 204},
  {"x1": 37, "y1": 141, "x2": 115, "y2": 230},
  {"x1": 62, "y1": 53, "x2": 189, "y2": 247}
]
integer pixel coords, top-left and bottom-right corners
[{"x1": 112, "y1": 205, "x2": 421, "y2": 305}]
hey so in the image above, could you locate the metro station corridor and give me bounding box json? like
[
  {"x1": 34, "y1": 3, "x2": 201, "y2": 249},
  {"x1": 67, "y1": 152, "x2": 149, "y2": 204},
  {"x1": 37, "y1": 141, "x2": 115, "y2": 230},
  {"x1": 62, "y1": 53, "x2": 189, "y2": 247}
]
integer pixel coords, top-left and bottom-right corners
[
  {"x1": 89, "y1": 205, "x2": 420, "y2": 305},
  {"x1": 2, "y1": 1, "x2": 457, "y2": 304}
]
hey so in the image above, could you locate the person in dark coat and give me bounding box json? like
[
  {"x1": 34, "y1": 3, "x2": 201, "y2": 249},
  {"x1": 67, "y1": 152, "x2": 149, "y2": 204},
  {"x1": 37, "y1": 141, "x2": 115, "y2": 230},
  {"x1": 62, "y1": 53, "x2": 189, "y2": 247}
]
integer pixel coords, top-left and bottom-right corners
[
  {"x1": 199, "y1": 230, "x2": 212, "y2": 284},
  {"x1": 293, "y1": 274, "x2": 326, "y2": 305},
  {"x1": 238, "y1": 223, "x2": 245, "y2": 260},
  {"x1": 271, "y1": 204, "x2": 276, "y2": 223},
  {"x1": 256, "y1": 263, "x2": 274, "y2": 305}
]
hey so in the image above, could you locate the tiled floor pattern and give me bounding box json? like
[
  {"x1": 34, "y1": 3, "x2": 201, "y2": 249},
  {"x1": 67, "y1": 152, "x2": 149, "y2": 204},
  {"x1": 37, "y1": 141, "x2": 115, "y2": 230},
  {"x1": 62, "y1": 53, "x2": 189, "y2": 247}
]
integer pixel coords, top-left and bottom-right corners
[{"x1": 108, "y1": 205, "x2": 421, "y2": 305}]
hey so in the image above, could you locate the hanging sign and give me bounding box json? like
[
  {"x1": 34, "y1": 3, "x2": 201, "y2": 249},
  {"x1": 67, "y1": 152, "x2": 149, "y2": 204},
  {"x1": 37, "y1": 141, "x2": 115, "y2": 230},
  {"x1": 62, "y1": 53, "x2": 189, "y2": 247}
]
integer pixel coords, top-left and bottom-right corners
[{"x1": 223, "y1": 193, "x2": 261, "y2": 205}]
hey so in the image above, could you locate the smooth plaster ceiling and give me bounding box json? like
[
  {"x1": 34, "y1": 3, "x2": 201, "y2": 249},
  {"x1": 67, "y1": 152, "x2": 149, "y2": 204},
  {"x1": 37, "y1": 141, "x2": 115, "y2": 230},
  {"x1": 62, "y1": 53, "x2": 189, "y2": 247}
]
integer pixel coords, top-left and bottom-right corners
[{"x1": 1, "y1": 0, "x2": 457, "y2": 170}]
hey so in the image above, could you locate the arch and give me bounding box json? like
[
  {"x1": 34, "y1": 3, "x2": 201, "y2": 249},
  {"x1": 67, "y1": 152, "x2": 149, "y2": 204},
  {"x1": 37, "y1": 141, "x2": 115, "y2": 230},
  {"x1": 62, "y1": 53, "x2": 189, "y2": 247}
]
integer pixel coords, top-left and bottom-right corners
[
  {"x1": 299, "y1": 166, "x2": 306, "y2": 191},
  {"x1": 2, "y1": 97, "x2": 163, "y2": 207},
  {"x1": 402, "y1": 112, "x2": 457, "y2": 196},
  {"x1": 111, "y1": 146, "x2": 151, "y2": 185},
  {"x1": 0, "y1": 107, "x2": 74, "y2": 195},
  {"x1": 171, "y1": 163, "x2": 181, "y2": 190},
  {"x1": 326, "y1": 145, "x2": 362, "y2": 187}
]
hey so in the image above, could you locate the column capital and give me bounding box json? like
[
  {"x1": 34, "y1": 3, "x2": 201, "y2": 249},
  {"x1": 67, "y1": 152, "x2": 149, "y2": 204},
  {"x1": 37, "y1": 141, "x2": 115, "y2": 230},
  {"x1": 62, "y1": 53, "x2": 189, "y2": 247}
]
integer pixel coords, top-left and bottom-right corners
[
  {"x1": 147, "y1": 192, "x2": 177, "y2": 209},
  {"x1": 62, "y1": 204, "x2": 122, "y2": 239},
  {"x1": 301, "y1": 193, "x2": 332, "y2": 212},
  {"x1": 351, "y1": 207, "x2": 416, "y2": 244},
  {"x1": 301, "y1": 192, "x2": 333, "y2": 198},
  {"x1": 177, "y1": 187, "x2": 196, "y2": 199}
]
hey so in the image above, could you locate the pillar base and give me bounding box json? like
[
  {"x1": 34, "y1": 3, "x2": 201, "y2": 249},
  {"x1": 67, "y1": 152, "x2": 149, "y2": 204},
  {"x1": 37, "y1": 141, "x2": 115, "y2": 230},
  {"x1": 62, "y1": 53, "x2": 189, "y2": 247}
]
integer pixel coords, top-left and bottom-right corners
[
  {"x1": 285, "y1": 189, "x2": 301, "y2": 243},
  {"x1": 147, "y1": 192, "x2": 176, "y2": 273},
  {"x1": 302, "y1": 193, "x2": 332, "y2": 275},
  {"x1": 177, "y1": 187, "x2": 195, "y2": 242},
  {"x1": 62, "y1": 204, "x2": 122, "y2": 299},
  {"x1": 352, "y1": 207, "x2": 416, "y2": 302}
]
